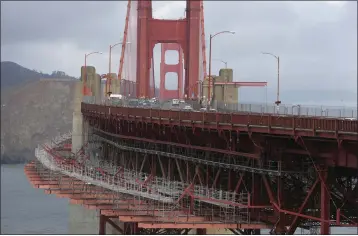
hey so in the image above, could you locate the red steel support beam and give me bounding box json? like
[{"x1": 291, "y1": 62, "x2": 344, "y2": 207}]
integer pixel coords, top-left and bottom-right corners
[
  {"x1": 137, "y1": 223, "x2": 270, "y2": 229},
  {"x1": 160, "y1": 43, "x2": 183, "y2": 100},
  {"x1": 81, "y1": 103, "x2": 358, "y2": 142},
  {"x1": 99, "y1": 214, "x2": 106, "y2": 235},
  {"x1": 287, "y1": 178, "x2": 320, "y2": 234},
  {"x1": 320, "y1": 172, "x2": 330, "y2": 235},
  {"x1": 136, "y1": 1, "x2": 201, "y2": 98}
]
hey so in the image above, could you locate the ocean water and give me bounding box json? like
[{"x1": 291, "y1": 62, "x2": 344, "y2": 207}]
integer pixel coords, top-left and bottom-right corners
[
  {"x1": 1, "y1": 164, "x2": 357, "y2": 234},
  {"x1": 1, "y1": 164, "x2": 68, "y2": 234}
]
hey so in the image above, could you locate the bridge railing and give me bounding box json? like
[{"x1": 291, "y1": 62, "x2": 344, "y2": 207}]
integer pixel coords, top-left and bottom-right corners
[
  {"x1": 215, "y1": 101, "x2": 357, "y2": 119},
  {"x1": 82, "y1": 95, "x2": 357, "y2": 119},
  {"x1": 81, "y1": 103, "x2": 358, "y2": 135}
]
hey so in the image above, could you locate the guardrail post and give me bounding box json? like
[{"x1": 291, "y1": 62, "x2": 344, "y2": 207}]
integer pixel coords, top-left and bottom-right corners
[
  {"x1": 335, "y1": 119, "x2": 339, "y2": 138},
  {"x1": 268, "y1": 115, "x2": 271, "y2": 133},
  {"x1": 292, "y1": 117, "x2": 295, "y2": 135}
]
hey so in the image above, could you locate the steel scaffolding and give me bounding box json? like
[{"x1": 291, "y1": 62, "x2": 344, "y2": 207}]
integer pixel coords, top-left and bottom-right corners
[{"x1": 34, "y1": 133, "x2": 252, "y2": 224}]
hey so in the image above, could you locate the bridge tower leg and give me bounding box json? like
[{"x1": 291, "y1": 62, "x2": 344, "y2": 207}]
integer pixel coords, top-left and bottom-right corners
[
  {"x1": 136, "y1": 0, "x2": 201, "y2": 98},
  {"x1": 71, "y1": 79, "x2": 84, "y2": 154},
  {"x1": 160, "y1": 43, "x2": 184, "y2": 100},
  {"x1": 320, "y1": 171, "x2": 330, "y2": 235}
]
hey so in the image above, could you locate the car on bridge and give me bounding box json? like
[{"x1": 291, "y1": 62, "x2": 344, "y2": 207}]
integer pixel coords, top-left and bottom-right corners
[
  {"x1": 182, "y1": 105, "x2": 193, "y2": 111},
  {"x1": 109, "y1": 94, "x2": 124, "y2": 106}
]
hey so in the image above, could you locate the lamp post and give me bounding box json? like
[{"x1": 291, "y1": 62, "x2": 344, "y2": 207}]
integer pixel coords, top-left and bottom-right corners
[
  {"x1": 261, "y1": 52, "x2": 281, "y2": 107},
  {"x1": 208, "y1": 31, "x2": 235, "y2": 105},
  {"x1": 213, "y1": 59, "x2": 228, "y2": 68},
  {"x1": 84, "y1": 51, "x2": 103, "y2": 95},
  {"x1": 213, "y1": 58, "x2": 229, "y2": 104},
  {"x1": 107, "y1": 41, "x2": 130, "y2": 96}
]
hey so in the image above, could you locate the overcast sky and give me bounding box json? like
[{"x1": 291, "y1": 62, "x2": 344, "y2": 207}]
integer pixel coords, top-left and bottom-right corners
[{"x1": 1, "y1": 1, "x2": 357, "y2": 100}]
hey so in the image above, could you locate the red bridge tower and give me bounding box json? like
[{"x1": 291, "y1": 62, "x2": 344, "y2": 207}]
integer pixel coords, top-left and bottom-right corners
[{"x1": 136, "y1": 0, "x2": 201, "y2": 98}]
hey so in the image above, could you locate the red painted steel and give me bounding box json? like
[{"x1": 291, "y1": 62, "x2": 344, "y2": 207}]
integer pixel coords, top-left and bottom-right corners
[
  {"x1": 136, "y1": 1, "x2": 201, "y2": 98},
  {"x1": 26, "y1": 0, "x2": 358, "y2": 233},
  {"x1": 200, "y1": 1, "x2": 207, "y2": 82},
  {"x1": 81, "y1": 103, "x2": 358, "y2": 141},
  {"x1": 120, "y1": 79, "x2": 136, "y2": 97},
  {"x1": 28, "y1": 124, "x2": 358, "y2": 234},
  {"x1": 160, "y1": 43, "x2": 183, "y2": 100}
]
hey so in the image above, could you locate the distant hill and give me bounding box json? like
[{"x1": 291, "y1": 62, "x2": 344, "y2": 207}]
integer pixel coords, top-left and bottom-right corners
[
  {"x1": 1, "y1": 61, "x2": 76, "y2": 88},
  {"x1": 1, "y1": 61, "x2": 78, "y2": 164}
]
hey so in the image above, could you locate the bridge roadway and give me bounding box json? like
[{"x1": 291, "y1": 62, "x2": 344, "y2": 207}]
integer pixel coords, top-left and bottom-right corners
[
  {"x1": 81, "y1": 103, "x2": 357, "y2": 141},
  {"x1": 82, "y1": 102, "x2": 358, "y2": 170}
]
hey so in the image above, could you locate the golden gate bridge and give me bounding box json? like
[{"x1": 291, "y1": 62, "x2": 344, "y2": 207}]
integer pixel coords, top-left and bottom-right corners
[{"x1": 25, "y1": 0, "x2": 358, "y2": 234}]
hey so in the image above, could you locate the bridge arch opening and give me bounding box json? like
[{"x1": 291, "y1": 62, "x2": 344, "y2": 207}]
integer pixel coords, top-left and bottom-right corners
[
  {"x1": 153, "y1": 42, "x2": 184, "y2": 99},
  {"x1": 165, "y1": 50, "x2": 179, "y2": 65},
  {"x1": 165, "y1": 72, "x2": 178, "y2": 90}
]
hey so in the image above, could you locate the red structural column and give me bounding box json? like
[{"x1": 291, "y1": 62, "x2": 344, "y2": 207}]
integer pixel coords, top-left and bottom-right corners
[
  {"x1": 160, "y1": 43, "x2": 183, "y2": 100},
  {"x1": 136, "y1": 0, "x2": 201, "y2": 98},
  {"x1": 185, "y1": 0, "x2": 201, "y2": 97},
  {"x1": 136, "y1": 0, "x2": 151, "y2": 98},
  {"x1": 99, "y1": 214, "x2": 106, "y2": 235},
  {"x1": 320, "y1": 172, "x2": 330, "y2": 235}
]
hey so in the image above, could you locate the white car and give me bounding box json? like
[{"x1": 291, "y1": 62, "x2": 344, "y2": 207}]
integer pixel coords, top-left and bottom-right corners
[
  {"x1": 342, "y1": 117, "x2": 356, "y2": 121},
  {"x1": 183, "y1": 105, "x2": 193, "y2": 111}
]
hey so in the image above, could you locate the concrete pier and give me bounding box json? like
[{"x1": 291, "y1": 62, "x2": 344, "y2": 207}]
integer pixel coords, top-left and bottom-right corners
[
  {"x1": 69, "y1": 66, "x2": 113, "y2": 234},
  {"x1": 71, "y1": 80, "x2": 83, "y2": 154},
  {"x1": 109, "y1": 73, "x2": 120, "y2": 94},
  {"x1": 92, "y1": 74, "x2": 102, "y2": 103}
]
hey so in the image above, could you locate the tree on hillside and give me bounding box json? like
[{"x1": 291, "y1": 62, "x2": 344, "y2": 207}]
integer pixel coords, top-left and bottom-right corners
[{"x1": 51, "y1": 70, "x2": 72, "y2": 78}]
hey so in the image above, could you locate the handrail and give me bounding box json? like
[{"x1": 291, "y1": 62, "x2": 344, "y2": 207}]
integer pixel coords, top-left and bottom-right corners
[{"x1": 81, "y1": 103, "x2": 358, "y2": 137}]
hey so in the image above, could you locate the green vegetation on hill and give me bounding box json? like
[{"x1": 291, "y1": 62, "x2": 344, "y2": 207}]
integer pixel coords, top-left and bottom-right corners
[
  {"x1": 1, "y1": 61, "x2": 76, "y2": 88},
  {"x1": 1, "y1": 61, "x2": 77, "y2": 164}
]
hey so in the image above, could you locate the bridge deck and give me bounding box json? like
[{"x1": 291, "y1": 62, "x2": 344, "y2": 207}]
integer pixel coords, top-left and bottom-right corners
[{"x1": 81, "y1": 103, "x2": 358, "y2": 141}]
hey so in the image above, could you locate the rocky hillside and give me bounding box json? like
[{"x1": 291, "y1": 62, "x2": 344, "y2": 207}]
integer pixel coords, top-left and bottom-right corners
[{"x1": 1, "y1": 62, "x2": 77, "y2": 164}]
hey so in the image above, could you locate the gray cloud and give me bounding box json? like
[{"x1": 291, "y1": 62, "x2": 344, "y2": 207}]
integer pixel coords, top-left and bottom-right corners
[{"x1": 1, "y1": 1, "x2": 357, "y2": 103}]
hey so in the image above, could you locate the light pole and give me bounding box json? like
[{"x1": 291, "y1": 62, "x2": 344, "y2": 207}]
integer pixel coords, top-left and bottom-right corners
[
  {"x1": 213, "y1": 58, "x2": 228, "y2": 104},
  {"x1": 107, "y1": 41, "x2": 130, "y2": 96},
  {"x1": 261, "y1": 52, "x2": 281, "y2": 107},
  {"x1": 208, "y1": 31, "x2": 235, "y2": 104},
  {"x1": 213, "y1": 59, "x2": 228, "y2": 68},
  {"x1": 84, "y1": 51, "x2": 103, "y2": 95}
]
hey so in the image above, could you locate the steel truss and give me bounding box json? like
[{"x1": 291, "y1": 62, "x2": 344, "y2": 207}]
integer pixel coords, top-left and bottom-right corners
[
  {"x1": 92, "y1": 128, "x2": 281, "y2": 175},
  {"x1": 28, "y1": 131, "x2": 358, "y2": 234},
  {"x1": 34, "y1": 136, "x2": 260, "y2": 225},
  {"x1": 26, "y1": 162, "x2": 194, "y2": 235},
  {"x1": 86, "y1": 128, "x2": 358, "y2": 234},
  {"x1": 25, "y1": 160, "x2": 268, "y2": 234}
]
